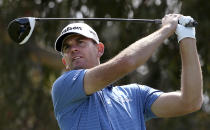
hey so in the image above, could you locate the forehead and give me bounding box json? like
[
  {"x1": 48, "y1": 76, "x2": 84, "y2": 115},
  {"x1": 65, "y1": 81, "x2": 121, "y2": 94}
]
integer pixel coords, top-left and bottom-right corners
[{"x1": 63, "y1": 34, "x2": 88, "y2": 44}]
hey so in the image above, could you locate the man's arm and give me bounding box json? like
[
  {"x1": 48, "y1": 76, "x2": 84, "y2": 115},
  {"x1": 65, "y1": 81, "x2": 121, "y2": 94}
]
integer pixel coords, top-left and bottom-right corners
[
  {"x1": 84, "y1": 14, "x2": 179, "y2": 95},
  {"x1": 151, "y1": 38, "x2": 203, "y2": 117}
]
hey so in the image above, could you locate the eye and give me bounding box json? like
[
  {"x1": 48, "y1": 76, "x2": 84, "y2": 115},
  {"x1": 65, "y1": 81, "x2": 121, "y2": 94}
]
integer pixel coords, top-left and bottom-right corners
[
  {"x1": 77, "y1": 40, "x2": 86, "y2": 46},
  {"x1": 62, "y1": 44, "x2": 71, "y2": 53},
  {"x1": 63, "y1": 44, "x2": 70, "y2": 49}
]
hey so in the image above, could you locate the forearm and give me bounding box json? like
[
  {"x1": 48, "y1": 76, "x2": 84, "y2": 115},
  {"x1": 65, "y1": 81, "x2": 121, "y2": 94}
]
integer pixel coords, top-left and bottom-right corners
[
  {"x1": 180, "y1": 38, "x2": 203, "y2": 108},
  {"x1": 113, "y1": 25, "x2": 173, "y2": 71}
]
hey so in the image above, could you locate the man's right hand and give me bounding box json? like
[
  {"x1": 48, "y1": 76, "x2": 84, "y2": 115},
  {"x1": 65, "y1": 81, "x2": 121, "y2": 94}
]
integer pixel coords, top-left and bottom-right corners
[{"x1": 161, "y1": 14, "x2": 181, "y2": 36}]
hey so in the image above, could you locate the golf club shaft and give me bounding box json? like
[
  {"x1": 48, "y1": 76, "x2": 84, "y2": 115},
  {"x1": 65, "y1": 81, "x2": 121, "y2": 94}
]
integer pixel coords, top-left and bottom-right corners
[{"x1": 35, "y1": 17, "x2": 162, "y2": 24}]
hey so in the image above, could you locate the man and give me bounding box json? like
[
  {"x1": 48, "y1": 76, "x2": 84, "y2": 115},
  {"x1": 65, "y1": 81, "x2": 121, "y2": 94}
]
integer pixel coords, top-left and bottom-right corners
[{"x1": 51, "y1": 14, "x2": 203, "y2": 130}]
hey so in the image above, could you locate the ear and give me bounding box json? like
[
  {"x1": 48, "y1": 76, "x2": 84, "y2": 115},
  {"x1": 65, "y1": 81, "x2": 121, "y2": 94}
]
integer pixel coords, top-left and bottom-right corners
[
  {"x1": 97, "y1": 42, "x2": 104, "y2": 57},
  {"x1": 62, "y1": 57, "x2": 66, "y2": 65},
  {"x1": 62, "y1": 57, "x2": 71, "y2": 70}
]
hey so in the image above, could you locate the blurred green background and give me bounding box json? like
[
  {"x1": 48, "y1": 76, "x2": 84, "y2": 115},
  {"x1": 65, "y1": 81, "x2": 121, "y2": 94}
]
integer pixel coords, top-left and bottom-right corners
[{"x1": 0, "y1": 0, "x2": 209, "y2": 129}]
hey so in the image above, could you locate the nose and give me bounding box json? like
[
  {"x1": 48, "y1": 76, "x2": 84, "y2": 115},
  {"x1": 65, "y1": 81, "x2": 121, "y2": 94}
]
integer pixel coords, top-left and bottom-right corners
[{"x1": 70, "y1": 45, "x2": 79, "y2": 53}]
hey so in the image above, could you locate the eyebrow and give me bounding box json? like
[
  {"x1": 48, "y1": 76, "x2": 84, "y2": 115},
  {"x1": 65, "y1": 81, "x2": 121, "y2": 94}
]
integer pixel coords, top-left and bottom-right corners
[
  {"x1": 75, "y1": 36, "x2": 89, "y2": 41},
  {"x1": 75, "y1": 35, "x2": 97, "y2": 44},
  {"x1": 63, "y1": 35, "x2": 83, "y2": 43},
  {"x1": 63, "y1": 35, "x2": 94, "y2": 47}
]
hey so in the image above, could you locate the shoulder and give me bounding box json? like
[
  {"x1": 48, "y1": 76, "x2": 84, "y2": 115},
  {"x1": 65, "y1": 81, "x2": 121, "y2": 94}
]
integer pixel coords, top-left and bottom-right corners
[
  {"x1": 51, "y1": 69, "x2": 88, "y2": 102},
  {"x1": 52, "y1": 69, "x2": 86, "y2": 92},
  {"x1": 54, "y1": 69, "x2": 86, "y2": 84}
]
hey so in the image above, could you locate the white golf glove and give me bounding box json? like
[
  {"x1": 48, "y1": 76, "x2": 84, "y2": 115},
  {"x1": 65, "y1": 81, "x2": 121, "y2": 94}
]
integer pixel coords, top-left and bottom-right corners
[{"x1": 175, "y1": 16, "x2": 196, "y2": 43}]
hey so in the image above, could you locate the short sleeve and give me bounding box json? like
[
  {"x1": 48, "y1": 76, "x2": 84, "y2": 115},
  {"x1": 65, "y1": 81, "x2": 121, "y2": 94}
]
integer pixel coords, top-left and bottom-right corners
[
  {"x1": 137, "y1": 85, "x2": 163, "y2": 121},
  {"x1": 51, "y1": 69, "x2": 87, "y2": 116}
]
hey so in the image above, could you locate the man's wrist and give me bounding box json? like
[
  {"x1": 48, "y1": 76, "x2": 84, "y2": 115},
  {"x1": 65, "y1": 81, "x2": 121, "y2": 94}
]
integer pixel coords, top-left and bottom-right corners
[
  {"x1": 176, "y1": 25, "x2": 196, "y2": 43},
  {"x1": 179, "y1": 38, "x2": 196, "y2": 46},
  {"x1": 160, "y1": 24, "x2": 176, "y2": 38}
]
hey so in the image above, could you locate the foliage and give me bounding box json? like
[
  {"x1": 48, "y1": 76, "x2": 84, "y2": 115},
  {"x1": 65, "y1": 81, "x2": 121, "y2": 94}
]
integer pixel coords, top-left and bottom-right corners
[{"x1": 0, "y1": 0, "x2": 209, "y2": 129}]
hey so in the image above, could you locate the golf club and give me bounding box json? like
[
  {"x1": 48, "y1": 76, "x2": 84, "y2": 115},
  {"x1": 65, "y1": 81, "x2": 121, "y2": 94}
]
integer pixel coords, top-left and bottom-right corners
[{"x1": 8, "y1": 17, "x2": 198, "y2": 45}]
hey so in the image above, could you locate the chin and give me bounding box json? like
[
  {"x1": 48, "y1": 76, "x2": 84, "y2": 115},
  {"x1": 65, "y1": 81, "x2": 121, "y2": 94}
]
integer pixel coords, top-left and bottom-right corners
[
  {"x1": 71, "y1": 65, "x2": 87, "y2": 70},
  {"x1": 71, "y1": 63, "x2": 95, "y2": 70},
  {"x1": 72, "y1": 67, "x2": 83, "y2": 70}
]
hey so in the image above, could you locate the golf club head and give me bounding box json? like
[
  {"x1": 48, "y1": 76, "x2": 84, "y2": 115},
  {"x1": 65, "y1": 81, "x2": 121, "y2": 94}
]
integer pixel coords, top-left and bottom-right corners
[{"x1": 8, "y1": 17, "x2": 36, "y2": 45}]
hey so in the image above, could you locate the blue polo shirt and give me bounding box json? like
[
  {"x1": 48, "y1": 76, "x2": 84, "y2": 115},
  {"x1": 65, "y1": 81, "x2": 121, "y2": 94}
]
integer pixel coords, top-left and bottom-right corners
[{"x1": 51, "y1": 69, "x2": 163, "y2": 130}]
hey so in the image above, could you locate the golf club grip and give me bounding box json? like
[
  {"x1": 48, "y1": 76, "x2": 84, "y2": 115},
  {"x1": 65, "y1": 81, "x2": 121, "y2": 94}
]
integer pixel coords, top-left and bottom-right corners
[
  {"x1": 35, "y1": 18, "x2": 197, "y2": 27},
  {"x1": 154, "y1": 19, "x2": 198, "y2": 27}
]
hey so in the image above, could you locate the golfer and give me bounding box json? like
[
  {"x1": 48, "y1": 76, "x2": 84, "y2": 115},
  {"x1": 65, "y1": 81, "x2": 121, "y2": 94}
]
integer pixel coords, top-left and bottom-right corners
[{"x1": 51, "y1": 14, "x2": 203, "y2": 130}]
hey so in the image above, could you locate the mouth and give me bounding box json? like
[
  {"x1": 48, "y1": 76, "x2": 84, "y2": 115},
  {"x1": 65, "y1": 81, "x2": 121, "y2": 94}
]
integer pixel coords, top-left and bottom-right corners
[{"x1": 72, "y1": 56, "x2": 82, "y2": 61}]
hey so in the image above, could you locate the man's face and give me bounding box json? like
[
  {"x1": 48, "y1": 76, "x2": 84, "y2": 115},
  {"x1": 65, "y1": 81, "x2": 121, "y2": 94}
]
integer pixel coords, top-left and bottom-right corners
[{"x1": 61, "y1": 34, "x2": 104, "y2": 70}]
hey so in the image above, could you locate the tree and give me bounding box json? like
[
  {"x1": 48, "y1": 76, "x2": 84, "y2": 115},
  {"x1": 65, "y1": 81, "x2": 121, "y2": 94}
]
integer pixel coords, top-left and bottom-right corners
[{"x1": 0, "y1": 0, "x2": 209, "y2": 129}]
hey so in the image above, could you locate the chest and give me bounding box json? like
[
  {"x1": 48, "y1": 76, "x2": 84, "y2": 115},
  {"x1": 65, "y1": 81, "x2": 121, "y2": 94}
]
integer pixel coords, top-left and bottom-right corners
[{"x1": 96, "y1": 89, "x2": 142, "y2": 120}]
